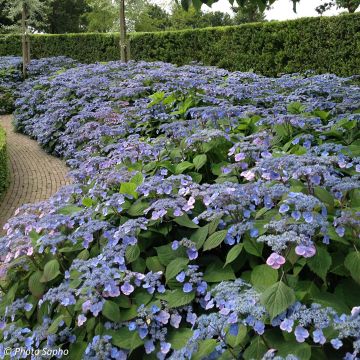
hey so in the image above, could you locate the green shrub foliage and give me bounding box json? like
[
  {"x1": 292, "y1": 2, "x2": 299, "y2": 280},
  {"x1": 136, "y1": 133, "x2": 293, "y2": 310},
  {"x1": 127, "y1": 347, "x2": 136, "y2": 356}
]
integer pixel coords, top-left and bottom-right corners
[{"x1": 0, "y1": 13, "x2": 359, "y2": 76}]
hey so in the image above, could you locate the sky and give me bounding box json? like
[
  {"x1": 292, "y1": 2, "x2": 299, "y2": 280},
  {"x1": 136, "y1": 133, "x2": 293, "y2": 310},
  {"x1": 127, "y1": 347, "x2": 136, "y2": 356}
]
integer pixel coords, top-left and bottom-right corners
[{"x1": 201, "y1": 0, "x2": 342, "y2": 20}]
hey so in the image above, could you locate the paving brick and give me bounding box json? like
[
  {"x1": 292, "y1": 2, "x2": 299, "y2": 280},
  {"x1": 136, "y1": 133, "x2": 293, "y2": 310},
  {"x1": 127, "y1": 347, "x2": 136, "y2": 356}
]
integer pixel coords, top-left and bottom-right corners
[{"x1": 0, "y1": 115, "x2": 71, "y2": 234}]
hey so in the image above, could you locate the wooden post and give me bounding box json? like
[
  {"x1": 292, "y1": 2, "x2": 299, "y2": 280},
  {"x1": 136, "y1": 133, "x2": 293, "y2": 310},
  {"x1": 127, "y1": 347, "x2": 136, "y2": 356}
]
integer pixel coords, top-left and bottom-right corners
[
  {"x1": 119, "y1": 0, "x2": 128, "y2": 62},
  {"x1": 21, "y1": 2, "x2": 30, "y2": 78}
]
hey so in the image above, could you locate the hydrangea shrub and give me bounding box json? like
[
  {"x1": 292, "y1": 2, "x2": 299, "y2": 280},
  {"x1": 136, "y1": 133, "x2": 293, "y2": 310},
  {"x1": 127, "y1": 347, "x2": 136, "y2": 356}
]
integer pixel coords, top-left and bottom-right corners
[
  {"x1": 1, "y1": 59, "x2": 360, "y2": 359},
  {"x1": 0, "y1": 56, "x2": 78, "y2": 115}
]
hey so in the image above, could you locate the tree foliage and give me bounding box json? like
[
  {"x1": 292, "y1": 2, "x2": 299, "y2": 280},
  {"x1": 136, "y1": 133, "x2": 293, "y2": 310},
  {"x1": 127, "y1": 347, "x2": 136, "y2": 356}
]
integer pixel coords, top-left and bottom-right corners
[
  {"x1": 316, "y1": 0, "x2": 360, "y2": 13},
  {"x1": 0, "y1": 0, "x2": 52, "y2": 33}
]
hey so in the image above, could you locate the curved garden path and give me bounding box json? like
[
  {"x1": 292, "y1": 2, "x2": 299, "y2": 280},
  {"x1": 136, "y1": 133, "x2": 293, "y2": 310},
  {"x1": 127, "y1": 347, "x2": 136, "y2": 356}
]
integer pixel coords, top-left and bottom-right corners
[{"x1": 0, "y1": 115, "x2": 71, "y2": 234}]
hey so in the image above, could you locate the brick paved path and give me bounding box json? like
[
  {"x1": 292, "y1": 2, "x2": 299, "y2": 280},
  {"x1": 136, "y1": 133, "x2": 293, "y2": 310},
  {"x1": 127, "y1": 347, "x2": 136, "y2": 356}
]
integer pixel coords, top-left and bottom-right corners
[{"x1": 0, "y1": 115, "x2": 71, "y2": 234}]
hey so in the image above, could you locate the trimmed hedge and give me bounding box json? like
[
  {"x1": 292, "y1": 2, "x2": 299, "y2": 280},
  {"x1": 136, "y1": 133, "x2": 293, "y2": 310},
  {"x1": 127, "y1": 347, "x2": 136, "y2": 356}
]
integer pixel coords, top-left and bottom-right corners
[
  {"x1": 0, "y1": 13, "x2": 359, "y2": 76},
  {"x1": 0, "y1": 124, "x2": 7, "y2": 196},
  {"x1": 0, "y1": 33, "x2": 120, "y2": 64},
  {"x1": 130, "y1": 13, "x2": 360, "y2": 76}
]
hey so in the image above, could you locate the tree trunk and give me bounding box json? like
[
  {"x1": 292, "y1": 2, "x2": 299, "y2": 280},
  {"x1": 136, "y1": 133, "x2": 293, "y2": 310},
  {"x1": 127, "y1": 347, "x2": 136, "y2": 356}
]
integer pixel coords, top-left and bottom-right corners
[
  {"x1": 21, "y1": 3, "x2": 30, "y2": 78},
  {"x1": 119, "y1": 0, "x2": 128, "y2": 62}
]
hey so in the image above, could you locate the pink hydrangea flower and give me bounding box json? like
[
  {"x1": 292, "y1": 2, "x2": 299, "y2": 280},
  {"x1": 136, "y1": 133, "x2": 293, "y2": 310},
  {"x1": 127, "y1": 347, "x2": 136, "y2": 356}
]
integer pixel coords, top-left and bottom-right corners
[
  {"x1": 266, "y1": 252, "x2": 286, "y2": 269},
  {"x1": 235, "y1": 152, "x2": 246, "y2": 162},
  {"x1": 295, "y1": 244, "x2": 316, "y2": 258}
]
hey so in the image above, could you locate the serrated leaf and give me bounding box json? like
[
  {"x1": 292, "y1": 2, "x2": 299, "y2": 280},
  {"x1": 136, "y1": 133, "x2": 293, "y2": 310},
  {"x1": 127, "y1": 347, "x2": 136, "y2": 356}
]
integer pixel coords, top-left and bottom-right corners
[
  {"x1": 69, "y1": 342, "x2": 87, "y2": 359},
  {"x1": 208, "y1": 218, "x2": 220, "y2": 234},
  {"x1": 190, "y1": 225, "x2": 209, "y2": 249},
  {"x1": 226, "y1": 324, "x2": 247, "y2": 348},
  {"x1": 193, "y1": 154, "x2": 207, "y2": 170},
  {"x1": 173, "y1": 214, "x2": 199, "y2": 228},
  {"x1": 82, "y1": 197, "x2": 93, "y2": 207},
  {"x1": 48, "y1": 315, "x2": 64, "y2": 334},
  {"x1": 157, "y1": 289, "x2": 195, "y2": 308},
  {"x1": 203, "y1": 261, "x2": 235, "y2": 282},
  {"x1": 192, "y1": 339, "x2": 218, "y2": 360},
  {"x1": 175, "y1": 161, "x2": 194, "y2": 174},
  {"x1": 307, "y1": 247, "x2": 332, "y2": 282},
  {"x1": 107, "y1": 328, "x2": 143, "y2": 350},
  {"x1": 120, "y1": 182, "x2": 138, "y2": 199},
  {"x1": 40, "y1": 259, "x2": 60, "y2": 283},
  {"x1": 130, "y1": 172, "x2": 144, "y2": 186},
  {"x1": 244, "y1": 237, "x2": 263, "y2": 257},
  {"x1": 243, "y1": 336, "x2": 267, "y2": 360},
  {"x1": 166, "y1": 258, "x2": 189, "y2": 282},
  {"x1": 224, "y1": 243, "x2": 244, "y2": 266},
  {"x1": 344, "y1": 251, "x2": 360, "y2": 284},
  {"x1": 167, "y1": 328, "x2": 193, "y2": 350},
  {"x1": 28, "y1": 271, "x2": 45, "y2": 297},
  {"x1": 125, "y1": 245, "x2": 140, "y2": 263},
  {"x1": 251, "y1": 264, "x2": 278, "y2": 291},
  {"x1": 260, "y1": 281, "x2": 295, "y2": 319},
  {"x1": 203, "y1": 230, "x2": 227, "y2": 251},
  {"x1": 103, "y1": 300, "x2": 121, "y2": 322},
  {"x1": 127, "y1": 201, "x2": 149, "y2": 216},
  {"x1": 314, "y1": 187, "x2": 334, "y2": 206},
  {"x1": 146, "y1": 256, "x2": 165, "y2": 272},
  {"x1": 57, "y1": 205, "x2": 83, "y2": 215},
  {"x1": 156, "y1": 244, "x2": 187, "y2": 266},
  {"x1": 312, "y1": 292, "x2": 349, "y2": 314}
]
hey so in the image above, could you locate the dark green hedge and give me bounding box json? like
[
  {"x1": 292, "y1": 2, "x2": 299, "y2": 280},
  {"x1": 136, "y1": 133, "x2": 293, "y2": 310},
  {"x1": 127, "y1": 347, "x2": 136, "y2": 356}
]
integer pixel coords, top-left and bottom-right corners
[
  {"x1": 0, "y1": 33, "x2": 121, "y2": 63},
  {"x1": 130, "y1": 13, "x2": 360, "y2": 76},
  {"x1": 0, "y1": 125, "x2": 7, "y2": 196},
  {"x1": 0, "y1": 13, "x2": 359, "y2": 76}
]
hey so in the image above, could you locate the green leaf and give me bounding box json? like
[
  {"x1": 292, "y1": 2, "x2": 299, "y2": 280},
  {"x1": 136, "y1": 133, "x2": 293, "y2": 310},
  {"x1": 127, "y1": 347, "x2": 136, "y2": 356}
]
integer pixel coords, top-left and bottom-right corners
[
  {"x1": 120, "y1": 182, "x2": 138, "y2": 199},
  {"x1": 127, "y1": 201, "x2": 149, "y2": 216},
  {"x1": 130, "y1": 172, "x2": 144, "y2": 186},
  {"x1": 260, "y1": 281, "x2": 295, "y2": 320},
  {"x1": 119, "y1": 305, "x2": 138, "y2": 321},
  {"x1": 175, "y1": 161, "x2": 194, "y2": 174},
  {"x1": 244, "y1": 237, "x2": 263, "y2": 257},
  {"x1": 192, "y1": 339, "x2": 218, "y2": 360},
  {"x1": 28, "y1": 271, "x2": 45, "y2": 297},
  {"x1": 190, "y1": 225, "x2": 209, "y2": 249},
  {"x1": 203, "y1": 230, "x2": 227, "y2": 251},
  {"x1": 102, "y1": 300, "x2": 121, "y2": 322},
  {"x1": 226, "y1": 324, "x2": 247, "y2": 348},
  {"x1": 40, "y1": 259, "x2": 60, "y2": 283},
  {"x1": 344, "y1": 251, "x2": 360, "y2": 284},
  {"x1": 224, "y1": 243, "x2": 244, "y2": 267},
  {"x1": 166, "y1": 258, "x2": 189, "y2": 282},
  {"x1": 107, "y1": 328, "x2": 143, "y2": 350},
  {"x1": 312, "y1": 292, "x2": 349, "y2": 314},
  {"x1": 167, "y1": 328, "x2": 193, "y2": 350},
  {"x1": 243, "y1": 336, "x2": 267, "y2": 360},
  {"x1": 173, "y1": 214, "x2": 199, "y2": 228},
  {"x1": 193, "y1": 154, "x2": 207, "y2": 170},
  {"x1": 125, "y1": 245, "x2": 140, "y2": 263},
  {"x1": 69, "y1": 342, "x2": 87, "y2": 359},
  {"x1": 203, "y1": 261, "x2": 235, "y2": 282},
  {"x1": 57, "y1": 205, "x2": 83, "y2": 215},
  {"x1": 48, "y1": 315, "x2": 64, "y2": 334},
  {"x1": 208, "y1": 218, "x2": 220, "y2": 234},
  {"x1": 307, "y1": 247, "x2": 332, "y2": 282},
  {"x1": 157, "y1": 289, "x2": 195, "y2": 308},
  {"x1": 82, "y1": 197, "x2": 93, "y2": 207},
  {"x1": 156, "y1": 244, "x2": 187, "y2": 266},
  {"x1": 146, "y1": 256, "x2": 165, "y2": 272},
  {"x1": 314, "y1": 187, "x2": 334, "y2": 206},
  {"x1": 274, "y1": 340, "x2": 311, "y2": 360},
  {"x1": 251, "y1": 264, "x2": 278, "y2": 291}
]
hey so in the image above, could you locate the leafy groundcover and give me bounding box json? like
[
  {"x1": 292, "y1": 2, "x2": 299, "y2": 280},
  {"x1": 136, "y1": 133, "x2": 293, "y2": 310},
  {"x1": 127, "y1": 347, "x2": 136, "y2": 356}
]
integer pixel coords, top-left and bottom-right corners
[{"x1": 0, "y1": 59, "x2": 360, "y2": 359}]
